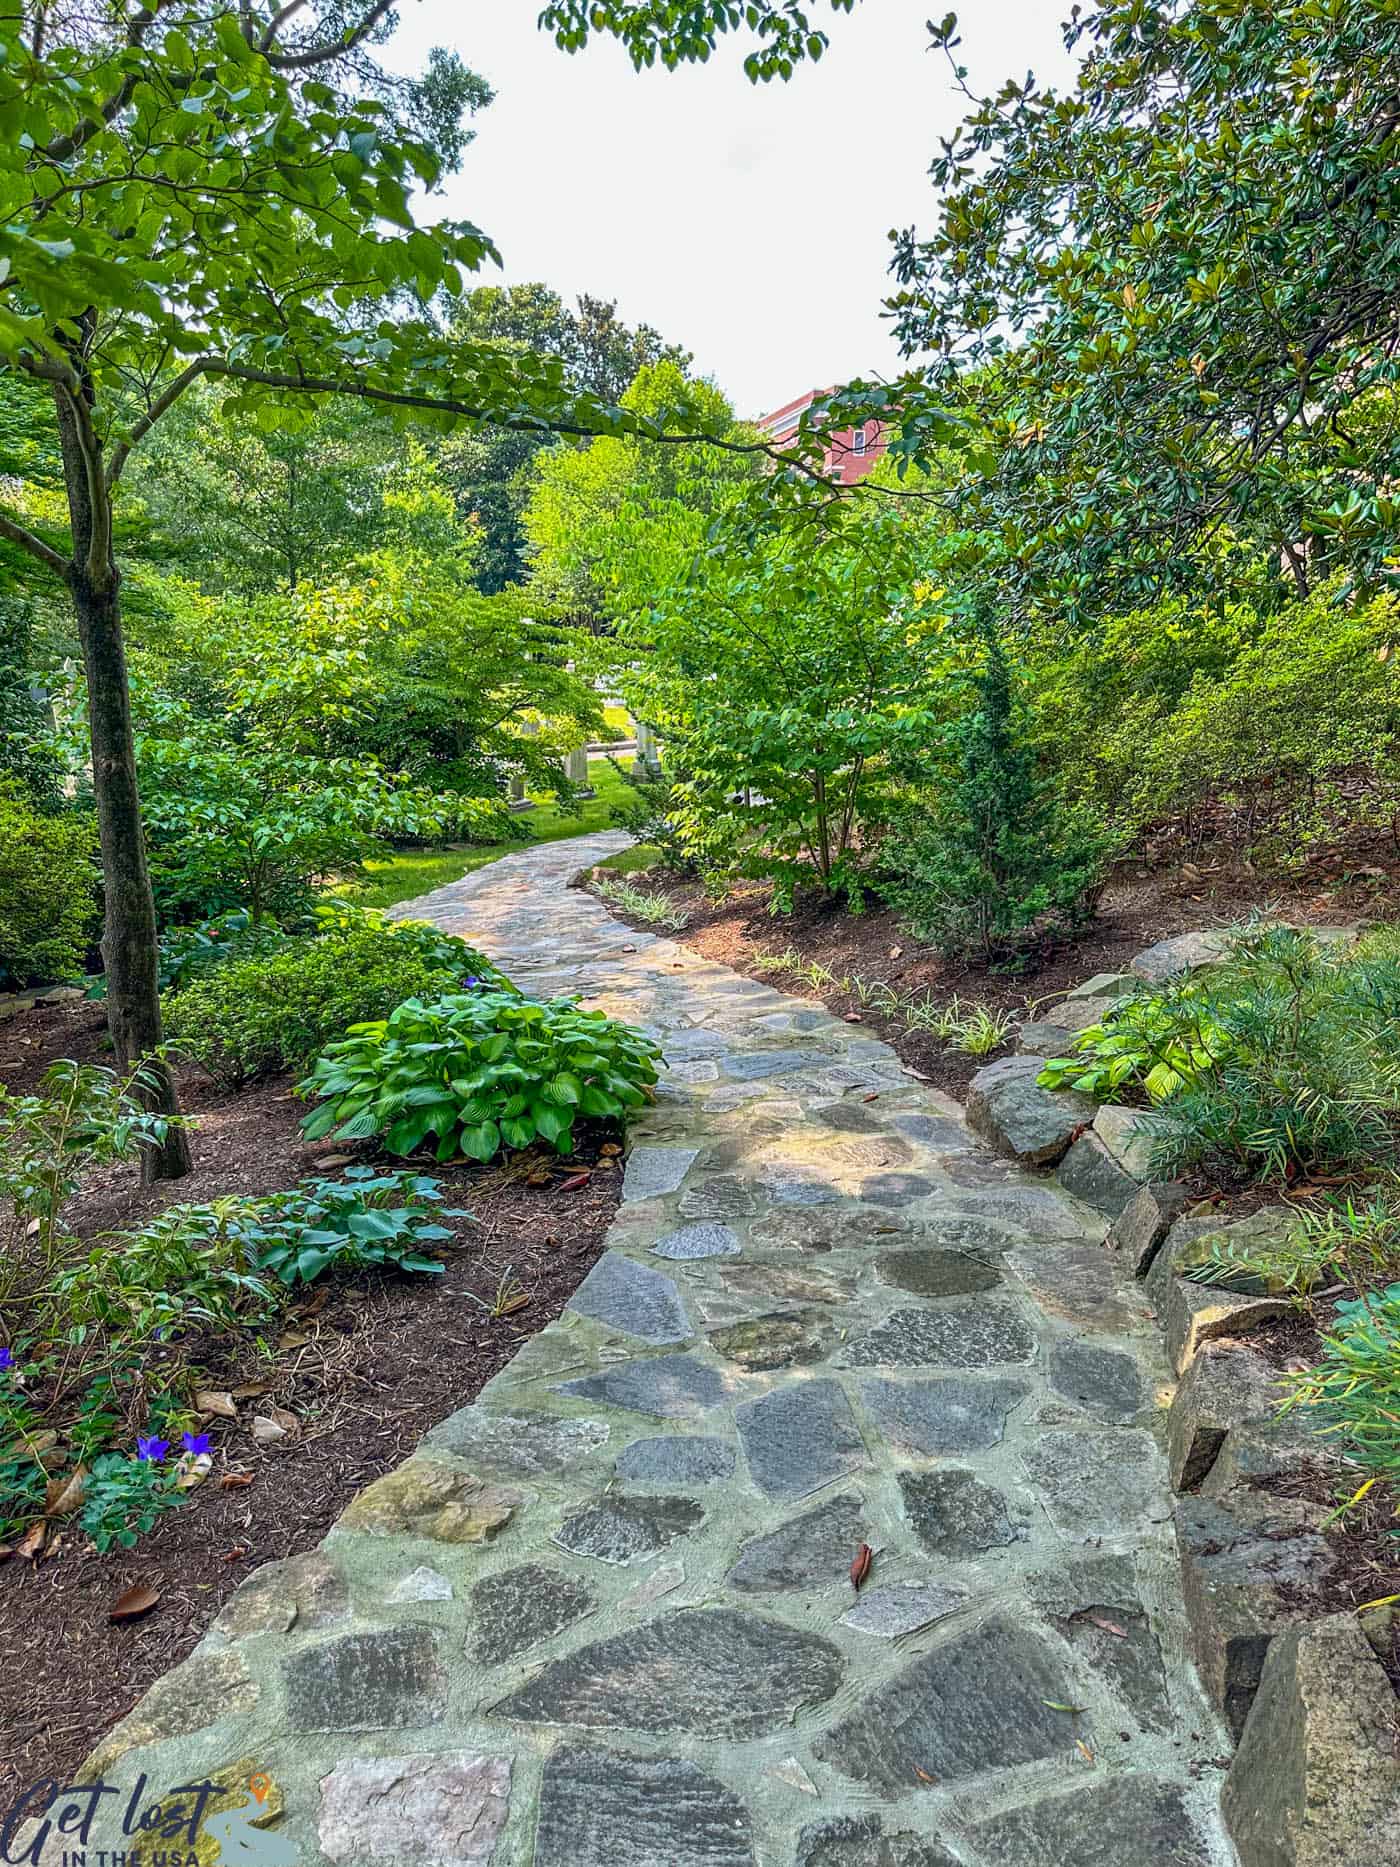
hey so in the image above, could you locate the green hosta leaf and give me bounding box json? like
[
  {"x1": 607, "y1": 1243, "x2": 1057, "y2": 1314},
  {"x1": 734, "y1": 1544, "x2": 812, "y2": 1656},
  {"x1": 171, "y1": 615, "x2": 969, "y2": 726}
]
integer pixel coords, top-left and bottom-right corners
[
  {"x1": 500, "y1": 1115, "x2": 537, "y2": 1150},
  {"x1": 458, "y1": 1119, "x2": 502, "y2": 1161},
  {"x1": 548, "y1": 1071, "x2": 582, "y2": 1105},
  {"x1": 578, "y1": 1085, "x2": 623, "y2": 1118},
  {"x1": 533, "y1": 1102, "x2": 570, "y2": 1144}
]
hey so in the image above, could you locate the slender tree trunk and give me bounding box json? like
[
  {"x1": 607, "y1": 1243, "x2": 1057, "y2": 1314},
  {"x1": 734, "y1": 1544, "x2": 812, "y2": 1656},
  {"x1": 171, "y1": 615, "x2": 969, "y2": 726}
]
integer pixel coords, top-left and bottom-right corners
[{"x1": 55, "y1": 367, "x2": 191, "y2": 1182}]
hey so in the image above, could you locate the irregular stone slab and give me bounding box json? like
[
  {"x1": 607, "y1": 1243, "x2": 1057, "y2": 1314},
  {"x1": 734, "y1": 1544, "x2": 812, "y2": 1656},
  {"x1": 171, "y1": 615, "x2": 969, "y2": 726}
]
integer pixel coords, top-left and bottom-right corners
[
  {"x1": 535, "y1": 1745, "x2": 754, "y2": 1867},
  {"x1": 554, "y1": 1492, "x2": 704, "y2": 1564},
  {"x1": 1027, "y1": 1552, "x2": 1171, "y2": 1733},
  {"x1": 816, "y1": 1102, "x2": 882, "y2": 1134},
  {"x1": 946, "y1": 1185, "x2": 1101, "y2": 1241},
  {"x1": 888, "y1": 1110, "x2": 974, "y2": 1152},
  {"x1": 969, "y1": 1777, "x2": 1213, "y2": 1866},
  {"x1": 728, "y1": 1493, "x2": 865, "y2": 1592},
  {"x1": 859, "y1": 1171, "x2": 939, "y2": 1207},
  {"x1": 1168, "y1": 1343, "x2": 1278, "y2": 1491},
  {"x1": 623, "y1": 1145, "x2": 699, "y2": 1200},
  {"x1": 557, "y1": 1353, "x2": 730, "y2": 1420},
  {"x1": 796, "y1": 1814, "x2": 959, "y2": 1867},
  {"x1": 842, "y1": 1301, "x2": 1036, "y2": 1370},
  {"x1": 567, "y1": 1251, "x2": 691, "y2": 1344},
  {"x1": 318, "y1": 1752, "x2": 510, "y2": 1866},
  {"x1": 469, "y1": 1563, "x2": 594, "y2": 1664},
  {"x1": 875, "y1": 1247, "x2": 1002, "y2": 1297},
  {"x1": 716, "y1": 1263, "x2": 856, "y2": 1309},
  {"x1": 215, "y1": 1552, "x2": 347, "y2": 1638},
  {"x1": 678, "y1": 1174, "x2": 764, "y2": 1219},
  {"x1": 1176, "y1": 1493, "x2": 1333, "y2": 1739},
  {"x1": 1022, "y1": 1430, "x2": 1161, "y2": 1537},
  {"x1": 814, "y1": 1615, "x2": 1073, "y2": 1789},
  {"x1": 1108, "y1": 1181, "x2": 1192, "y2": 1277},
  {"x1": 1016, "y1": 1019, "x2": 1079, "y2": 1058},
  {"x1": 1132, "y1": 929, "x2": 1230, "y2": 981},
  {"x1": 758, "y1": 1165, "x2": 841, "y2": 1205},
  {"x1": 615, "y1": 1435, "x2": 736, "y2": 1486},
  {"x1": 336, "y1": 1460, "x2": 520, "y2": 1544},
  {"x1": 1092, "y1": 1104, "x2": 1157, "y2": 1180},
  {"x1": 709, "y1": 1309, "x2": 828, "y2": 1371},
  {"x1": 1048, "y1": 1339, "x2": 1143, "y2": 1423},
  {"x1": 723, "y1": 1049, "x2": 810, "y2": 1080},
  {"x1": 1222, "y1": 1613, "x2": 1400, "y2": 1867},
  {"x1": 746, "y1": 1206, "x2": 899, "y2": 1253},
  {"x1": 862, "y1": 1375, "x2": 1028, "y2": 1454},
  {"x1": 494, "y1": 1608, "x2": 843, "y2": 1737},
  {"x1": 1056, "y1": 1131, "x2": 1141, "y2": 1221},
  {"x1": 900, "y1": 1468, "x2": 1021, "y2": 1558},
  {"x1": 85, "y1": 1648, "x2": 259, "y2": 1777},
  {"x1": 735, "y1": 1377, "x2": 869, "y2": 1500},
  {"x1": 1153, "y1": 1204, "x2": 1299, "y2": 1297},
  {"x1": 1141, "y1": 1213, "x2": 1227, "y2": 1307},
  {"x1": 387, "y1": 1565, "x2": 454, "y2": 1604},
  {"x1": 285, "y1": 1627, "x2": 447, "y2": 1733},
  {"x1": 1006, "y1": 1241, "x2": 1136, "y2": 1333},
  {"x1": 651, "y1": 1222, "x2": 742, "y2": 1261},
  {"x1": 425, "y1": 1408, "x2": 609, "y2": 1478},
  {"x1": 1158, "y1": 1277, "x2": 1290, "y2": 1375},
  {"x1": 840, "y1": 1581, "x2": 968, "y2": 1639},
  {"x1": 965, "y1": 1055, "x2": 1097, "y2": 1167},
  {"x1": 1067, "y1": 970, "x2": 1138, "y2": 1004}
]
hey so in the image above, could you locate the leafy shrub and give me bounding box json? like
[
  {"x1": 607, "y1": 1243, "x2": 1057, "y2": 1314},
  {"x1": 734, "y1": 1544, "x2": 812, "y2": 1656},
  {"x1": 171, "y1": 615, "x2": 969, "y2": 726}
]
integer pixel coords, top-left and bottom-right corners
[
  {"x1": 605, "y1": 757, "x2": 699, "y2": 876},
  {"x1": 157, "y1": 908, "x2": 293, "y2": 994},
  {"x1": 1284, "y1": 1283, "x2": 1400, "y2": 1487},
  {"x1": 80, "y1": 1449, "x2": 185, "y2": 1552},
  {"x1": 593, "y1": 875, "x2": 688, "y2": 930},
  {"x1": 881, "y1": 632, "x2": 1115, "y2": 960},
  {"x1": 1041, "y1": 924, "x2": 1400, "y2": 1185},
  {"x1": 299, "y1": 991, "x2": 662, "y2": 1162},
  {"x1": 163, "y1": 912, "x2": 505, "y2": 1086},
  {"x1": 228, "y1": 1168, "x2": 467, "y2": 1285},
  {"x1": 1187, "y1": 1183, "x2": 1400, "y2": 1298},
  {"x1": 0, "y1": 784, "x2": 98, "y2": 986}
]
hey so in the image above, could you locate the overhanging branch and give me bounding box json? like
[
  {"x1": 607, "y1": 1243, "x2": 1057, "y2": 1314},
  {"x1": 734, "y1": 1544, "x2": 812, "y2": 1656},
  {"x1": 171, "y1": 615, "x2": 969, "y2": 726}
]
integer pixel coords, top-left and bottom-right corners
[{"x1": 0, "y1": 504, "x2": 70, "y2": 581}]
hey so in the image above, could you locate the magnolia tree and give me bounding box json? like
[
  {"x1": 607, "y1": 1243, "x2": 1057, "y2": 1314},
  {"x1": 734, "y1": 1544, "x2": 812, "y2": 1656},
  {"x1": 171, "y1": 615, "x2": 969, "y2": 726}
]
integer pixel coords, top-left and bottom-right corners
[{"x1": 0, "y1": 0, "x2": 848, "y2": 1176}]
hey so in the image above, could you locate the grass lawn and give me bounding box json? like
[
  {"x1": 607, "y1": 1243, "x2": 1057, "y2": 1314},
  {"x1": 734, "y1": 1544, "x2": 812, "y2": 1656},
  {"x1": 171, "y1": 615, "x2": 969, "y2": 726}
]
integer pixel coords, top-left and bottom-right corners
[{"x1": 351, "y1": 756, "x2": 636, "y2": 910}]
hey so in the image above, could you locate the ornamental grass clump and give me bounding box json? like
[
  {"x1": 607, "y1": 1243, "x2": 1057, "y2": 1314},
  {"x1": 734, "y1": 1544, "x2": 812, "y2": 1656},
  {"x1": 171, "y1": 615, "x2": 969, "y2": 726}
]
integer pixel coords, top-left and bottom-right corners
[{"x1": 298, "y1": 991, "x2": 662, "y2": 1162}]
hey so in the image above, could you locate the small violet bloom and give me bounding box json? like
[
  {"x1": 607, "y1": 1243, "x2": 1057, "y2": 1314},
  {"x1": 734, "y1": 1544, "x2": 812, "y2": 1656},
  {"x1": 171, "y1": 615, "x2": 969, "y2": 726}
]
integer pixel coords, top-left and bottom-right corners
[
  {"x1": 0, "y1": 1346, "x2": 13, "y2": 1371},
  {"x1": 136, "y1": 1435, "x2": 170, "y2": 1462},
  {"x1": 181, "y1": 1431, "x2": 211, "y2": 1456}
]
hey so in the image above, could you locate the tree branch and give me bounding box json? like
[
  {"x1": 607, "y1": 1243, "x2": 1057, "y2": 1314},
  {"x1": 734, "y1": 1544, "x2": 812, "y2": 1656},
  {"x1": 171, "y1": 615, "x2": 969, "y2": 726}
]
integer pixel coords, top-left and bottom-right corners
[
  {"x1": 105, "y1": 360, "x2": 211, "y2": 487},
  {"x1": 0, "y1": 503, "x2": 70, "y2": 581},
  {"x1": 264, "y1": 0, "x2": 398, "y2": 69}
]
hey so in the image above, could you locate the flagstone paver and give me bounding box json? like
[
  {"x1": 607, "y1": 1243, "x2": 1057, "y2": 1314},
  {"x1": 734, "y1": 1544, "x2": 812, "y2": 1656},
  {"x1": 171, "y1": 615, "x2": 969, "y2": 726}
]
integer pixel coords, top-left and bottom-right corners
[{"x1": 74, "y1": 833, "x2": 1238, "y2": 1867}]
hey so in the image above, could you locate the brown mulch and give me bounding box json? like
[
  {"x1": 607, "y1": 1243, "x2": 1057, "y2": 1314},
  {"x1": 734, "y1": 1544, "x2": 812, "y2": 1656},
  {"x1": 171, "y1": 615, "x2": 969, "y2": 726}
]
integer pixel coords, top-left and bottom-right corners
[
  {"x1": 608, "y1": 856, "x2": 1400, "y2": 1100},
  {"x1": 0, "y1": 1001, "x2": 622, "y2": 1797}
]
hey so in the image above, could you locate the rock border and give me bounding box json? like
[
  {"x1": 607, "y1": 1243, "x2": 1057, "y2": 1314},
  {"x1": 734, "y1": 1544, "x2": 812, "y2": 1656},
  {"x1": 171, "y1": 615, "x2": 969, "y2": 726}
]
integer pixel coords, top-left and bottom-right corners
[{"x1": 966, "y1": 926, "x2": 1400, "y2": 1867}]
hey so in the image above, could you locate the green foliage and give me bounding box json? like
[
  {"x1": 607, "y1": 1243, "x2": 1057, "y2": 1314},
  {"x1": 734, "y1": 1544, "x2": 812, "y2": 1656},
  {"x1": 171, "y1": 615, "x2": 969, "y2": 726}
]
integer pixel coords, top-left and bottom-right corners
[
  {"x1": 1285, "y1": 1284, "x2": 1400, "y2": 1489},
  {"x1": 155, "y1": 909, "x2": 293, "y2": 996},
  {"x1": 0, "y1": 1059, "x2": 178, "y2": 1284},
  {"x1": 163, "y1": 911, "x2": 504, "y2": 1087},
  {"x1": 593, "y1": 876, "x2": 688, "y2": 930},
  {"x1": 0, "y1": 597, "x2": 62, "y2": 802},
  {"x1": 1037, "y1": 987, "x2": 1230, "y2": 1102},
  {"x1": 1188, "y1": 1184, "x2": 1400, "y2": 1299},
  {"x1": 299, "y1": 992, "x2": 662, "y2": 1163},
  {"x1": 231, "y1": 1168, "x2": 467, "y2": 1286},
  {"x1": 881, "y1": 629, "x2": 1115, "y2": 960},
  {"x1": 0, "y1": 784, "x2": 98, "y2": 986},
  {"x1": 79, "y1": 1452, "x2": 185, "y2": 1554},
  {"x1": 605, "y1": 758, "x2": 699, "y2": 876}
]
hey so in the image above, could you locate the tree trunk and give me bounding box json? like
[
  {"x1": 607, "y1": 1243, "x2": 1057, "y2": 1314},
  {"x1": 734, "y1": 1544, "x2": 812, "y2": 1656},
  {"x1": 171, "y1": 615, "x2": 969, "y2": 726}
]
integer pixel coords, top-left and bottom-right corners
[{"x1": 70, "y1": 568, "x2": 191, "y2": 1180}]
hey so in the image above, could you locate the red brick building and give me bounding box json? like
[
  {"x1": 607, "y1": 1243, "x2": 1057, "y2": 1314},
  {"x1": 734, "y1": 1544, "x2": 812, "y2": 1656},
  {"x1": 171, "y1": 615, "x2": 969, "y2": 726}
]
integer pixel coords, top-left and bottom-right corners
[{"x1": 756, "y1": 386, "x2": 890, "y2": 486}]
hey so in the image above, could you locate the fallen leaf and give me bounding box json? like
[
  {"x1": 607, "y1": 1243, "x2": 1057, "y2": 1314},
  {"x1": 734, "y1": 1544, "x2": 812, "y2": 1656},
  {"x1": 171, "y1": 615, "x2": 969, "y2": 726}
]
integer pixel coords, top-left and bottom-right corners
[
  {"x1": 231, "y1": 1379, "x2": 273, "y2": 1399},
  {"x1": 526, "y1": 1168, "x2": 551, "y2": 1187},
  {"x1": 888, "y1": 946, "x2": 902, "y2": 959},
  {"x1": 175, "y1": 1452, "x2": 213, "y2": 1492},
  {"x1": 223, "y1": 1544, "x2": 249, "y2": 1562},
  {"x1": 44, "y1": 1466, "x2": 88, "y2": 1517},
  {"x1": 861, "y1": 1092, "x2": 879, "y2": 1103},
  {"x1": 3, "y1": 1426, "x2": 58, "y2": 1464},
  {"x1": 312, "y1": 1153, "x2": 354, "y2": 1167},
  {"x1": 1081, "y1": 1614, "x2": 1128, "y2": 1638},
  {"x1": 558, "y1": 1171, "x2": 591, "y2": 1192},
  {"x1": 849, "y1": 1543, "x2": 873, "y2": 1591},
  {"x1": 220, "y1": 1471, "x2": 255, "y2": 1491},
  {"x1": 277, "y1": 1329, "x2": 311, "y2": 1349},
  {"x1": 599, "y1": 1142, "x2": 623, "y2": 1157},
  {"x1": 913, "y1": 1766, "x2": 937, "y2": 1785},
  {"x1": 843, "y1": 1012, "x2": 862, "y2": 1023},
  {"x1": 109, "y1": 1582, "x2": 160, "y2": 1623},
  {"x1": 195, "y1": 1389, "x2": 238, "y2": 1420},
  {"x1": 16, "y1": 1522, "x2": 46, "y2": 1560},
  {"x1": 1043, "y1": 1700, "x2": 1088, "y2": 1714},
  {"x1": 498, "y1": 1292, "x2": 531, "y2": 1316},
  {"x1": 250, "y1": 1415, "x2": 287, "y2": 1444},
  {"x1": 1075, "y1": 1737, "x2": 1095, "y2": 1765}
]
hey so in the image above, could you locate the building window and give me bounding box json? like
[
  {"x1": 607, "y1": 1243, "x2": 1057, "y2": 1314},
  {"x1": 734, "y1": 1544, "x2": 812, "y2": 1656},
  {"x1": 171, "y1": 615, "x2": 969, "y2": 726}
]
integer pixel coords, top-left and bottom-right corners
[{"x1": 852, "y1": 425, "x2": 867, "y2": 456}]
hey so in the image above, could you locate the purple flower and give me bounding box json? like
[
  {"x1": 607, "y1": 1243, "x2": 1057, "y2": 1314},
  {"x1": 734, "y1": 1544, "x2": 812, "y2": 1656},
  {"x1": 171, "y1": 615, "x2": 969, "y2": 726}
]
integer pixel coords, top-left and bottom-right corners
[
  {"x1": 0, "y1": 1347, "x2": 13, "y2": 1371},
  {"x1": 136, "y1": 1435, "x2": 170, "y2": 1462},
  {"x1": 464, "y1": 976, "x2": 480, "y2": 988},
  {"x1": 181, "y1": 1431, "x2": 211, "y2": 1456}
]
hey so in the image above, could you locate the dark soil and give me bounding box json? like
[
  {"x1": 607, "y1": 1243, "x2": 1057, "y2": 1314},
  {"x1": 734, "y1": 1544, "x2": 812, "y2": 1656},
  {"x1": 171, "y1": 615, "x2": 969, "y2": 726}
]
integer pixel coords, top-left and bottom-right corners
[
  {"x1": 0, "y1": 1000, "x2": 621, "y2": 1797},
  {"x1": 611, "y1": 857, "x2": 1393, "y2": 1099}
]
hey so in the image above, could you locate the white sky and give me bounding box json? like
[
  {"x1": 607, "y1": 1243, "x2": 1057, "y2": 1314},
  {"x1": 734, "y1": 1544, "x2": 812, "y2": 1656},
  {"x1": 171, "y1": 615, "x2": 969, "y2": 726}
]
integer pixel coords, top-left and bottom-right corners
[{"x1": 384, "y1": 3, "x2": 1079, "y2": 417}]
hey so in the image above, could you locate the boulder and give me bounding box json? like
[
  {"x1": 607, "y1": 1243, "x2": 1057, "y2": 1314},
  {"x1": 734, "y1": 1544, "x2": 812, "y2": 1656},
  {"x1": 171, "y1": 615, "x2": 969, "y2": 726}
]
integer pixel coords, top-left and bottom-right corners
[
  {"x1": 1108, "y1": 1182, "x2": 1193, "y2": 1277},
  {"x1": 1175, "y1": 1491, "x2": 1333, "y2": 1739},
  {"x1": 1223, "y1": 1613, "x2": 1400, "y2": 1867},
  {"x1": 1131, "y1": 929, "x2": 1231, "y2": 982},
  {"x1": 1153, "y1": 1205, "x2": 1298, "y2": 1297},
  {"x1": 1092, "y1": 1105, "x2": 1157, "y2": 1181},
  {"x1": 1056, "y1": 1131, "x2": 1142, "y2": 1221},
  {"x1": 1157, "y1": 1276, "x2": 1291, "y2": 1375},
  {"x1": 1064, "y1": 971, "x2": 1139, "y2": 1003},
  {"x1": 965, "y1": 1057, "x2": 1097, "y2": 1168},
  {"x1": 1016, "y1": 1020, "x2": 1079, "y2": 1059},
  {"x1": 1167, "y1": 1344, "x2": 1279, "y2": 1491}
]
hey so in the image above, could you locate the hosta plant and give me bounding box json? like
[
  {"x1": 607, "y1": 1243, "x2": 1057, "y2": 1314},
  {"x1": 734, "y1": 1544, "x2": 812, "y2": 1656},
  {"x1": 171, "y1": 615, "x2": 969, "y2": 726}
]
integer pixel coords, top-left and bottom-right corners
[{"x1": 298, "y1": 992, "x2": 662, "y2": 1162}]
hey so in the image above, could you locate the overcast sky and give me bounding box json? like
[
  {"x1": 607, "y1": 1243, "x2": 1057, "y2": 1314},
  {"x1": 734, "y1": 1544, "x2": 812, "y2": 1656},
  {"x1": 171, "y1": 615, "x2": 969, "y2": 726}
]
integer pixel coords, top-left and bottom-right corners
[{"x1": 384, "y1": 3, "x2": 1079, "y2": 417}]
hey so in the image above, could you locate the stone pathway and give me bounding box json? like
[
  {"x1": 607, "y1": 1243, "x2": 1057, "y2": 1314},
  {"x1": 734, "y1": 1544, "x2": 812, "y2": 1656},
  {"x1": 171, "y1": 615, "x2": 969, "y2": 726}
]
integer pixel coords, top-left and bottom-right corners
[{"x1": 80, "y1": 834, "x2": 1238, "y2": 1867}]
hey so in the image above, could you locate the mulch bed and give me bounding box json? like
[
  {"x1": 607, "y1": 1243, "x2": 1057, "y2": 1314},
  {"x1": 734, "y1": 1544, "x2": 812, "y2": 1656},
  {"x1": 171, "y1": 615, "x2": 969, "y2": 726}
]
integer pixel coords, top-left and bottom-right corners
[
  {"x1": 0, "y1": 1000, "x2": 622, "y2": 1797},
  {"x1": 608, "y1": 856, "x2": 1400, "y2": 1100}
]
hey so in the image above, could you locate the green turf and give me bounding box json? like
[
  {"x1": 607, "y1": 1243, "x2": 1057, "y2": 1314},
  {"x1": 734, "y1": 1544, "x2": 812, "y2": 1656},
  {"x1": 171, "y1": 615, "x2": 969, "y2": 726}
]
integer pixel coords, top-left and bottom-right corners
[
  {"x1": 350, "y1": 757, "x2": 636, "y2": 911},
  {"x1": 593, "y1": 843, "x2": 663, "y2": 876}
]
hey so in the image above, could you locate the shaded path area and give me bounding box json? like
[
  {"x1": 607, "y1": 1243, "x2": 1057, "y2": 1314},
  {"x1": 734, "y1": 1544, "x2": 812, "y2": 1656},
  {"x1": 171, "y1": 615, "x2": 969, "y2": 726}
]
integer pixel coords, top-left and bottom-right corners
[{"x1": 75, "y1": 833, "x2": 1236, "y2": 1867}]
